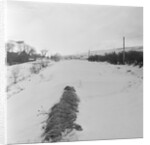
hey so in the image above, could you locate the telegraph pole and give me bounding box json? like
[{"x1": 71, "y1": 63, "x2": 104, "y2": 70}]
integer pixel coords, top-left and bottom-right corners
[{"x1": 123, "y1": 37, "x2": 125, "y2": 64}]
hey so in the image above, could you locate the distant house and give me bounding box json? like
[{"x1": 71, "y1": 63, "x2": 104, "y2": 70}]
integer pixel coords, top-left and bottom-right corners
[
  {"x1": 6, "y1": 40, "x2": 37, "y2": 65},
  {"x1": 7, "y1": 50, "x2": 29, "y2": 65},
  {"x1": 18, "y1": 50, "x2": 29, "y2": 63},
  {"x1": 7, "y1": 52, "x2": 18, "y2": 65}
]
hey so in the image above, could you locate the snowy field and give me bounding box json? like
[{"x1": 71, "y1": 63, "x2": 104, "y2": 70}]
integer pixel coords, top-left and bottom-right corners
[{"x1": 7, "y1": 60, "x2": 143, "y2": 144}]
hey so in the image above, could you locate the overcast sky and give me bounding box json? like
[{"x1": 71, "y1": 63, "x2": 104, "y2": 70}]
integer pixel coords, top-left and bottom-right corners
[{"x1": 7, "y1": 1, "x2": 143, "y2": 55}]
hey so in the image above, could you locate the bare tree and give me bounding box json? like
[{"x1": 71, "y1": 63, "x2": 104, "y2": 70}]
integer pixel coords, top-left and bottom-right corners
[
  {"x1": 17, "y1": 41, "x2": 25, "y2": 53},
  {"x1": 6, "y1": 42, "x2": 15, "y2": 52},
  {"x1": 41, "y1": 49, "x2": 48, "y2": 57},
  {"x1": 24, "y1": 44, "x2": 30, "y2": 54},
  {"x1": 29, "y1": 48, "x2": 36, "y2": 56}
]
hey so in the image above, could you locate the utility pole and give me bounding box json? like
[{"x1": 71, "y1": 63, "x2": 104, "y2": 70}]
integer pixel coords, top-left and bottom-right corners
[{"x1": 123, "y1": 37, "x2": 125, "y2": 64}]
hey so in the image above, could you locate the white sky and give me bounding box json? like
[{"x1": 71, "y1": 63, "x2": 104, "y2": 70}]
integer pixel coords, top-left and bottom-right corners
[{"x1": 6, "y1": 1, "x2": 143, "y2": 55}]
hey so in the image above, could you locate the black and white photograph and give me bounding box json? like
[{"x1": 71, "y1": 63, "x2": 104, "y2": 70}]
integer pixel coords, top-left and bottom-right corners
[{"x1": 6, "y1": 0, "x2": 143, "y2": 144}]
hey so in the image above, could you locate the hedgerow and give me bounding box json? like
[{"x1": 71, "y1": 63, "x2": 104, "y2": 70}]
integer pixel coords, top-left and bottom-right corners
[{"x1": 88, "y1": 51, "x2": 143, "y2": 67}]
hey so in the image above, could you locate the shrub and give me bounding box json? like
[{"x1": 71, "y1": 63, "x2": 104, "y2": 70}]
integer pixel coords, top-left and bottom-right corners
[
  {"x1": 124, "y1": 51, "x2": 143, "y2": 67},
  {"x1": 30, "y1": 60, "x2": 50, "y2": 74},
  {"x1": 30, "y1": 63, "x2": 41, "y2": 74},
  {"x1": 51, "y1": 54, "x2": 61, "y2": 62},
  {"x1": 40, "y1": 60, "x2": 49, "y2": 68},
  {"x1": 42, "y1": 86, "x2": 82, "y2": 142},
  {"x1": 11, "y1": 67, "x2": 20, "y2": 84}
]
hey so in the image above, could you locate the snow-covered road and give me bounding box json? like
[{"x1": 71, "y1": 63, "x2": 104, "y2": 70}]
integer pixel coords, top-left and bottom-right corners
[{"x1": 7, "y1": 60, "x2": 143, "y2": 143}]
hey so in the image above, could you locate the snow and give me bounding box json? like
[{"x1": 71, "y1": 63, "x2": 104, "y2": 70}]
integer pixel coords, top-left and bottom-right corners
[{"x1": 7, "y1": 60, "x2": 143, "y2": 144}]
